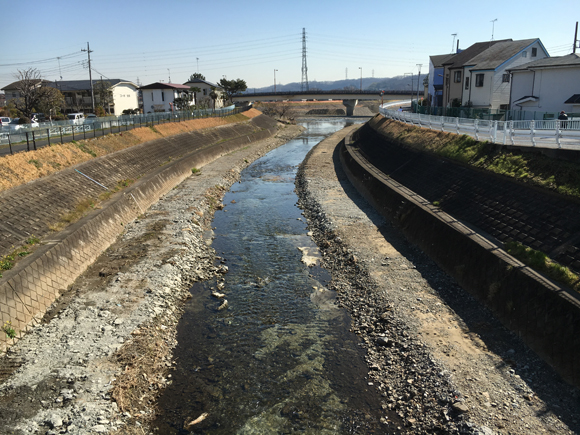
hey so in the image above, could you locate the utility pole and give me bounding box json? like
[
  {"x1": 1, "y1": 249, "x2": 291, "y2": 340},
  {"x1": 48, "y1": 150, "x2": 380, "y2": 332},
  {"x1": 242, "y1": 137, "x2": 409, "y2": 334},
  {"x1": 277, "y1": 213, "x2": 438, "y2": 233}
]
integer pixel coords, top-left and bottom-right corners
[
  {"x1": 81, "y1": 42, "x2": 95, "y2": 114},
  {"x1": 167, "y1": 69, "x2": 171, "y2": 83},
  {"x1": 274, "y1": 69, "x2": 278, "y2": 93},
  {"x1": 416, "y1": 64, "x2": 422, "y2": 112},
  {"x1": 301, "y1": 28, "x2": 309, "y2": 91},
  {"x1": 196, "y1": 58, "x2": 199, "y2": 73},
  {"x1": 345, "y1": 68, "x2": 348, "y2": 80},
  {"x1": 574, "y1": 22, "x2": 578, "y2": 54},
  {"x1": 451, "y1": 33, "x2": 457, "y2": 53}
]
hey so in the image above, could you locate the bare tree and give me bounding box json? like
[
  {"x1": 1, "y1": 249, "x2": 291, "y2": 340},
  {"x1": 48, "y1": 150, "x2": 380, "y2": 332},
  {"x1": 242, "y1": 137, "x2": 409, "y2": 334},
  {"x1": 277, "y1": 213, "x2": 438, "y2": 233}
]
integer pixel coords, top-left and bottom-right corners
[
  {"x1": 37, "y1": 87, "x2": 65, "y2": 120},
  {"x1": 12, "y1": 68, "x2": 45, "y2": 119},
  {"x1": 94, "y1": 80, "x2": 113, "y2": 114}
]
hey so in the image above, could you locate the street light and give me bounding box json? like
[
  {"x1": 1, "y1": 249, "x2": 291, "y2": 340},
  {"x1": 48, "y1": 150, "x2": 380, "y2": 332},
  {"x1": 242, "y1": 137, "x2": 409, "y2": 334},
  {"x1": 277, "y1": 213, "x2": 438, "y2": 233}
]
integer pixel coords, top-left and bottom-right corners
[
  {"x1": 359, "y1": 67, "x2": 362, "y2": 91},
  {"x1": 274, "y1": 69, "x2": 278, "y2": 93}
]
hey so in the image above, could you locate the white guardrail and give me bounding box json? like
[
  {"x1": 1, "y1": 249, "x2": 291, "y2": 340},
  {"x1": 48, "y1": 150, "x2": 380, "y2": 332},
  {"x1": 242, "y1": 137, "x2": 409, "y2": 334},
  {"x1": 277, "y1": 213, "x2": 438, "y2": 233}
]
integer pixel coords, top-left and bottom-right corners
[{"x1": 379, "y1": 105, "x2": 580, "y2": 150}]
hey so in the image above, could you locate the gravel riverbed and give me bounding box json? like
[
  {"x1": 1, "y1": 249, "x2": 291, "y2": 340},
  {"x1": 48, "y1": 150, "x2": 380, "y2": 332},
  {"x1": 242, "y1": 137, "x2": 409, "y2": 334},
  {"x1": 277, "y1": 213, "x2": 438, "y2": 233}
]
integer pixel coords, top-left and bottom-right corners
[{"x1": 0, "y1": 121, "x2": 579, "y2": 435}]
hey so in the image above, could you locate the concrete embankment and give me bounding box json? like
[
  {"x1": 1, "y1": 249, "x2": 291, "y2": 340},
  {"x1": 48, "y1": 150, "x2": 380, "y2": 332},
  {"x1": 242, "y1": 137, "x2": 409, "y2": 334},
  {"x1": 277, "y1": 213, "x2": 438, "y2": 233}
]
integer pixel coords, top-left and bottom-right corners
[
  {"x1": 340, "y1": 117, "x2": 580, "y2": 387},
  {"x1": 0, "y1": 114, "x2": 279, "y2": 350}
]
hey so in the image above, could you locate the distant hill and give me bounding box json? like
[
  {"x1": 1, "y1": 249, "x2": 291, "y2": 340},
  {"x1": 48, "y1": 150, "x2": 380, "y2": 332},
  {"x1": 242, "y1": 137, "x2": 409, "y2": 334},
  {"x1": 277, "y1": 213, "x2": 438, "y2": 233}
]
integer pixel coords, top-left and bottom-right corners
[{"x1": 247, "y1": 74, "x2": 426, "y2": 93}]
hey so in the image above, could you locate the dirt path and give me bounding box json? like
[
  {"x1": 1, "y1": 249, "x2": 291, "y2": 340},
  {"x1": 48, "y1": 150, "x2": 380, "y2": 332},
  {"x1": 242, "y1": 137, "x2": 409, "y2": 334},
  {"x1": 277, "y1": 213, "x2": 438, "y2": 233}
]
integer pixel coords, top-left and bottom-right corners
[
  {"x1": 295, "y1": 126, "x2": 580, "y2": 434},
  {"x1": 0, "y1": 124, "x2": 303, "y2": 435}
]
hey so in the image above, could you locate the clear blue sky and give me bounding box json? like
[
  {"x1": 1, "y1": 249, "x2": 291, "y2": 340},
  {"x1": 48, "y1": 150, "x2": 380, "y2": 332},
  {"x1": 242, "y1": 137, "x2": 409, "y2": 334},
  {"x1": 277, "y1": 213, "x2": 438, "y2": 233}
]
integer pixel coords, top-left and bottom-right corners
[{"x1": 1, "y1": 0, "x2": 577, "y2": 91}]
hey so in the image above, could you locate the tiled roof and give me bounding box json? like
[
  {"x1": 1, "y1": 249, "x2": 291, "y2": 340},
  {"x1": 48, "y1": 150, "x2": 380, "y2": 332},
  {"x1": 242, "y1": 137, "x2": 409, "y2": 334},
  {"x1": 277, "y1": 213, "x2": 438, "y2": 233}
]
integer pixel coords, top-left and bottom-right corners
[
  {"x1": 509, "y1": 53, "x2": 580, "y2": 71},
  {"x1": 430, "y1": 54, "x2": 455, "y2": 68},
  {"x1": 466, "y1": 39, "x2": 539, "y2": 70},
  {"x1": 184, "y1": 78, "x2": 221, "y2": 88},
  {"x1": 139, "y1": 82, "x2": 191, "y2": 90},
  {"x1": 442, "y1": 40, "x2": 511, "y2": 69}
]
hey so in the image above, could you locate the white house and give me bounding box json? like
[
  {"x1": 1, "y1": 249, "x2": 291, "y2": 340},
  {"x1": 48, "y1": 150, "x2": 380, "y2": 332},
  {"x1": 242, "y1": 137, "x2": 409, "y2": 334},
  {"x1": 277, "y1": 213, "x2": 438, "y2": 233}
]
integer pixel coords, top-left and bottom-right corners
[
  {"x1": 139, "y1": 82, "x2": 191, "y2": 113},
  {"x1": 1, "y1": 79, "x2": 139, "y2": 116},
  {"x1": 182, "y1": 78, "x2": 224, "y2": 109},
  {"x1": 459, "y1": 39, "x2": 548, "y2": 110},
  {"x1": 509, "y1": 53, "x2": 580, "y2": 116}
]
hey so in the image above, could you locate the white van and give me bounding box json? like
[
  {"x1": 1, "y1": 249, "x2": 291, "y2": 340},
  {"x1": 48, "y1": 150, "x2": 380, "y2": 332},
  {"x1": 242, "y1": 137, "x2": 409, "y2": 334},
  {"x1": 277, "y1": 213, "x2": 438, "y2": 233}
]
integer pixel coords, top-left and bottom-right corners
[{"x1": 67, "y1": 113, "x2": 85, "y2": 125}]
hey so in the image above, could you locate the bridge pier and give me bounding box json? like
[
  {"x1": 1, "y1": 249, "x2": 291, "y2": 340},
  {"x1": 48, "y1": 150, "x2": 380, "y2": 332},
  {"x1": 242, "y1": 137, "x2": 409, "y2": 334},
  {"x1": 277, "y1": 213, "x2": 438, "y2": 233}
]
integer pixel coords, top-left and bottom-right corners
[{"x1": 342, "y1": 99, "x2": 358, "y2": 116}]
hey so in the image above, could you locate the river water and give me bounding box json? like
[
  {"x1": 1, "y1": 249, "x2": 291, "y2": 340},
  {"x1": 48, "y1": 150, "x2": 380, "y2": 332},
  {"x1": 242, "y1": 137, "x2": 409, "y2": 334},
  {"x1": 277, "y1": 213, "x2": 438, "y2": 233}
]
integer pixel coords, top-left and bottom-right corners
[{"x1": 153, "y1": 119, "x2": 396, "y2": 434}]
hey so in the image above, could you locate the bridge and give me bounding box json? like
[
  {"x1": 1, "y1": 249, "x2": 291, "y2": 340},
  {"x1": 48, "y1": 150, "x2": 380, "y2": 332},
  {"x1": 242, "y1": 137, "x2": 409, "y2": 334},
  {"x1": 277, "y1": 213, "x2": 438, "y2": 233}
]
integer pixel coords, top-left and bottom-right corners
[{"x1": 232, "y1": 90, "x2": 415, "y2": 116}]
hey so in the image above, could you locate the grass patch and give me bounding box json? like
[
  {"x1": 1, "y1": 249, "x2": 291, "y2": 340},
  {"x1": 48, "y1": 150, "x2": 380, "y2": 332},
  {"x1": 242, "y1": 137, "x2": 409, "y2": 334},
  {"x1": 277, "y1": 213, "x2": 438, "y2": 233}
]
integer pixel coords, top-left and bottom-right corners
[
  {"x1": 76, "y1": 142, "x2": 97, "y2": 157},
  {"x1": 191, "y1": 167, "x2": 201, "y2": 175},
  {"x1": 28, "y1": 159, "x2": 42, "y2": 169},
  {"x1": 505, "y1": 241, "x2": 580, "y2": 292}
]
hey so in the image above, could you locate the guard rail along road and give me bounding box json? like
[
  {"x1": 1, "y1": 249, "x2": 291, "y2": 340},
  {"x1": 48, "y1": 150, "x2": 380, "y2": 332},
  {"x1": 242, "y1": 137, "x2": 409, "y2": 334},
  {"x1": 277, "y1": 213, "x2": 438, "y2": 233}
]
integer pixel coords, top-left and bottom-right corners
[{"x1": 380, "y1": 105, "x2": 580, "y2": 150}]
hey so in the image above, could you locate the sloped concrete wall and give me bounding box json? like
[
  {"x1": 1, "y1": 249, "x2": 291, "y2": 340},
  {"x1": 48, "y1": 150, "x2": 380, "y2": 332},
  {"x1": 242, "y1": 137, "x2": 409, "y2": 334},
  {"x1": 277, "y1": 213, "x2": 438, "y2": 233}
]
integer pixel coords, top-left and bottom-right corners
[
  {"x1": 339, "y1": 130, "x2": 580, "y2": 387},
  {"x1": 0, "y1": 117, "x2": 277, "y2": 350}
]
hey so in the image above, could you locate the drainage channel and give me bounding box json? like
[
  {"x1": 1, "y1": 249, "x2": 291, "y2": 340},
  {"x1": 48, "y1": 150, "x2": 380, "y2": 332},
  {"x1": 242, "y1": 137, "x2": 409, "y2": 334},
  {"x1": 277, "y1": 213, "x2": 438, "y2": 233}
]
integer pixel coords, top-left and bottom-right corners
[{"x1": 153, "y1": 119, "x2": 399, "y2": 434}]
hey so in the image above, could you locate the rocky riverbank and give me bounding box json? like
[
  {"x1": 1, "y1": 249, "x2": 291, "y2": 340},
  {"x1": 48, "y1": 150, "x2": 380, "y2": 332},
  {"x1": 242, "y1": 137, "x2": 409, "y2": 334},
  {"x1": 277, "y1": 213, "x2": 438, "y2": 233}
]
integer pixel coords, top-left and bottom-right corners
[
  {"x1": 295, "y1": 126, "x2": 580, "y2": 434},
  {"x1": 0, "y1": 124, "x2": 304, "y2": 435}
]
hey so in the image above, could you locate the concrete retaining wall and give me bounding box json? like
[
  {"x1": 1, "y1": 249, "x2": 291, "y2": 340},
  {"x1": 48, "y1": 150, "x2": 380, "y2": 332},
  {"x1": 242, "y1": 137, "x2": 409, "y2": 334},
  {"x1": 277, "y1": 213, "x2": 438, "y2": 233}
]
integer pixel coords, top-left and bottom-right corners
[
  {"x1": 339, "y1": 131, "x2": 580, "y2": 387},
  {"x1": 0, "y1": 119, "x2": 277, "y2": 350}
]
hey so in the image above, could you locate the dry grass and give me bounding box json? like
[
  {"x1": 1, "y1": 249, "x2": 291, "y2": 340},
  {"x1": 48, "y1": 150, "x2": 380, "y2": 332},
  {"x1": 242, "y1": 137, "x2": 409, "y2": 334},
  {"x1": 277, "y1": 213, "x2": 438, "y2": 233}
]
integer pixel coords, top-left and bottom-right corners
[
  {"x1": 0, "y1": 114, "x2": 251, "y2": 193},
  {"x1": 111, "y1": 320, "x2": 176, "y2": 433},
  {"x1": 241, "y1": 108, "x2": 263, "y2": 119}
]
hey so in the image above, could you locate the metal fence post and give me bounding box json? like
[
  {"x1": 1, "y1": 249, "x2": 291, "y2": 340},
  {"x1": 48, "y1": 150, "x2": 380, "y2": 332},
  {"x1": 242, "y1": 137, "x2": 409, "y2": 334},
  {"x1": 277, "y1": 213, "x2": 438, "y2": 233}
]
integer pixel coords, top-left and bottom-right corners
[
  {"x1": 83, "y1": 125, "x2": 86, "y2": 140},
  {"x1": 556, "y1": 120, "x2": 562, "y2": 148},
  {"x1": 60, "y1": 127, "x2": 63, "y2": 144},
  {"x1": 455, "y1": 118, "x2": 459, "y2": 134},
  {"x1": 47, "y1": 128, "x2": 51, "y2": 146},
  {"x1": 530, "y1": 120, "x2": 536, "y2": 147},
  {"x1": 72, "y1": 126, "x2": 75, "y2": 141},
  {"x1": 26, "y1": 132, "x2": 30, "y2": 151},
  {"x1": 8, "y1": 134, "x2": 12, "y2": 155},
  {"x1": 510, "y1": 121, "x2": 515, "y2": 146}
]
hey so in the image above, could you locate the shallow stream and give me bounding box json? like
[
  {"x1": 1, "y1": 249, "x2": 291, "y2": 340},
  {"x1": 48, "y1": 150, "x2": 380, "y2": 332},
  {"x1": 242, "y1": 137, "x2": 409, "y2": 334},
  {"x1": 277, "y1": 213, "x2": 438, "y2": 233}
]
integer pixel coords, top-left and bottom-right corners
[{"x1": 153, "y1": 119, "x2": 395, "y2": 434}]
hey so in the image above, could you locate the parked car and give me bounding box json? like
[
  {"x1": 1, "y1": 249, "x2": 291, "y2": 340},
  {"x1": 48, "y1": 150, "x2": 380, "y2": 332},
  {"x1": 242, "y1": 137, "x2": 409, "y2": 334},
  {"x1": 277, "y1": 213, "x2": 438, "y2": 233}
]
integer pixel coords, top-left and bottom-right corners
[
  {"x1": 85, "y1": 114, "x2": 98, "y2": 123},
  {"x1": 67, "y1": 113, "x2": 85, "y2": 125},
  {"x1": 0, "y1": 117, "x2": 11, "y2": 129},
  {"x1": 8, "y1": 118, "x2": 39, "y2": 131}
]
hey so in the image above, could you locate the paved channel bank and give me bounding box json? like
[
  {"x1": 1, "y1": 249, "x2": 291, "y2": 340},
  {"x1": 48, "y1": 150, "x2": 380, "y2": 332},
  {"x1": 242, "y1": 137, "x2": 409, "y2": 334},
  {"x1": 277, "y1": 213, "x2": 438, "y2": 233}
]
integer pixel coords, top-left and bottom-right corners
[
  {"x1": 0, "y1": 114, "x2": 278, "y2": 351},
  {"x1": 296, "y1": 125, "x2": 580, "y2": 433}
]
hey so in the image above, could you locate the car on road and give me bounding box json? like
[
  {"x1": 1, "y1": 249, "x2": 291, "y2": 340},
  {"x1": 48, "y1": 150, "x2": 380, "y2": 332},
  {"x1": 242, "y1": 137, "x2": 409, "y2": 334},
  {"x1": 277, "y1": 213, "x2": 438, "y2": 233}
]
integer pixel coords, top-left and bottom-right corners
[
  {"x1": 67, "y1": 113, "x2": 85, "y2": 125},
  {"x1": 8, "y1": 118, "x2": 39, "y2": 131},
  {"x1": 0, "y1": 117, "x2": 11, "y2": 130}
]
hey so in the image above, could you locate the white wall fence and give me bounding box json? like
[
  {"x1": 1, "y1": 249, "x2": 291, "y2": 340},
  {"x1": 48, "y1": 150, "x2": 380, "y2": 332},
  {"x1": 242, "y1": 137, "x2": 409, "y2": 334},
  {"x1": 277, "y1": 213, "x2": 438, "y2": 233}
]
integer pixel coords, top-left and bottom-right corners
[{"x1": 379, "y1": 106, "x2": 580, "y2": 150}]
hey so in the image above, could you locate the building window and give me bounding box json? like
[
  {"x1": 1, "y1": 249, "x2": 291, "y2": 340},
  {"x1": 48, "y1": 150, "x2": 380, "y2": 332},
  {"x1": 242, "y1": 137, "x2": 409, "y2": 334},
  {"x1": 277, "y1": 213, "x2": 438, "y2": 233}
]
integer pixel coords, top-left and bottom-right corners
[
  {"x1": 522, "y1": 51, "x2": 527, "y2": 58},
  {"x1": 502, "y1": 73, "x2": 510, "y2": 83},
  {"x1": 203, "y1": 88, "x2": 207, "y2": 96},
  {"x1": 454, "y1": 71, "x2": 462, "y2": 83},
  {"x1": 465, "y1": 77, "x2": 469, "y2": 90},
  {"x1": 532, "y1": 47, "x2": 537, "y2": 57},
  {"x1": 162, "y1": 91, "x2": 165, "y2": 102},
  {"x1": 475, "y1": 74, "x2": 484, "y2": 87}
]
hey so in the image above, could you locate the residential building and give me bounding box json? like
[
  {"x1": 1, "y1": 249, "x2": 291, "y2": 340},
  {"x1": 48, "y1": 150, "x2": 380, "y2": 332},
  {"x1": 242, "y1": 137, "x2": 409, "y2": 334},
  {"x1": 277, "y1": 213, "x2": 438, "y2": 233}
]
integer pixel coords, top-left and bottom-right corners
[
  {"x1": 182, "y1": 78, "x2": 224, "y2": 109},
  {"x1": 1, "y1": 79, "x2": 139, "y2": 116},
  {"x1": 441, "y1": 40, "x2": 508, "y2": 108},
  {"x1": 460, "y1": 39, "x2": 548, "y2": 110},
  {"x1": 428, "y1": 53, "x2": 455, "y2": 107},
  {"x1": 139, "y1": 82, "x2": 191, "y2": 113},
  {"x1": 509, "y1": 53, "x2": 580, "y2": 116}
]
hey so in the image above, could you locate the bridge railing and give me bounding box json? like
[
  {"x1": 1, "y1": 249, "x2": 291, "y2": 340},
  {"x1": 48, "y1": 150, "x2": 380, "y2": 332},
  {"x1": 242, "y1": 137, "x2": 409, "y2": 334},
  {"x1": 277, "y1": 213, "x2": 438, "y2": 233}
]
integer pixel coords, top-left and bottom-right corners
[{"x1": 379, "y1": 106, "x2": 580, "y2": 150}]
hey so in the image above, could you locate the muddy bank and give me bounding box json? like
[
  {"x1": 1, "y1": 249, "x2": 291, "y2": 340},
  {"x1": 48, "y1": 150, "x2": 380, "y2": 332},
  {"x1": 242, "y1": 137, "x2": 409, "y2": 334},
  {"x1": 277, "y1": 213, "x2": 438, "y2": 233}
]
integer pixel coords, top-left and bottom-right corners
[
  {"x1": 295, "y1": 126, "x2": 580, "y2": 434},
  {"x1": 0, "y1": 124, "x2": 304, "y2": 435}
]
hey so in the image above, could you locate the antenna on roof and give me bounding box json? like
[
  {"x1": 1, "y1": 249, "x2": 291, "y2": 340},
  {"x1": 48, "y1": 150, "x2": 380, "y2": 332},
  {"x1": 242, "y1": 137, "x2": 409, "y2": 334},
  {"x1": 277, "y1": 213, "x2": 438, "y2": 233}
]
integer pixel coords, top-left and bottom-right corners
[
  {"x1": 490, "y1": 18, "x2": 498, "y2": 41},
  {"x1": 451, "y1": 34, "x2": 457, "y2": 53}
]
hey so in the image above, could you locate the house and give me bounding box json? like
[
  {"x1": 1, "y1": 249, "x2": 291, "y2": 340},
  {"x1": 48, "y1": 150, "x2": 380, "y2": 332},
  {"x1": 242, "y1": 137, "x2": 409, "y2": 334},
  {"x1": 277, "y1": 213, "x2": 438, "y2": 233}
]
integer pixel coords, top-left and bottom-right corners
[
  {"x1": 428, "y1": 53, "x2": 455, "y2": 107},
  {"x1": 459, "y1": 39, "x2": 548, "y2": 110},
  {"x1": 1, "y1": 79, "x2": 139, "y2": 116},
  {"x1": 441, "y1": 40, "x2": 508, "y2": 108},
  {"x1": 182, "y1": 78, "x2": 224, "y2": 109},
  {"x1": 139, "y1": 82, "x2": 192, "y2": 113},
  {"x1": 509, "y1": 53, "x2": 580, "y2": 116}
]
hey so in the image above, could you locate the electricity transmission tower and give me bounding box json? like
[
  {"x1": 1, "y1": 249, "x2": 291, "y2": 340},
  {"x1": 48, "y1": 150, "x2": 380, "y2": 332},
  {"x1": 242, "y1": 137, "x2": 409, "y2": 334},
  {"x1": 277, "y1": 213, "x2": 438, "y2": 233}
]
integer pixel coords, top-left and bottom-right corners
[{"x1": 301, "y1": 28, "x2": 309, "y2": 91}]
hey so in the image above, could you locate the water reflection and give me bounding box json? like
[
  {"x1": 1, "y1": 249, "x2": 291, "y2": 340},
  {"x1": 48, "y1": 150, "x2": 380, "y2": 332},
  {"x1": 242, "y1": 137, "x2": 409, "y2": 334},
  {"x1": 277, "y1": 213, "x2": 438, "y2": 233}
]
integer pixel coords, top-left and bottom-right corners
[{"x1": 153, "y1": 119, "x2": 393, "y2": 434}]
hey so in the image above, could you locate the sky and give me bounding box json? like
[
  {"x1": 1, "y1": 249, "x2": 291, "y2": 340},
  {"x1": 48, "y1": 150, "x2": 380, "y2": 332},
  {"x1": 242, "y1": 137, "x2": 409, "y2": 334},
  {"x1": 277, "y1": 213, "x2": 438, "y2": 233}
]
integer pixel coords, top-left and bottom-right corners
[{"x1": 1, "y1": 0, "x2": 578, "y2": 92}]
